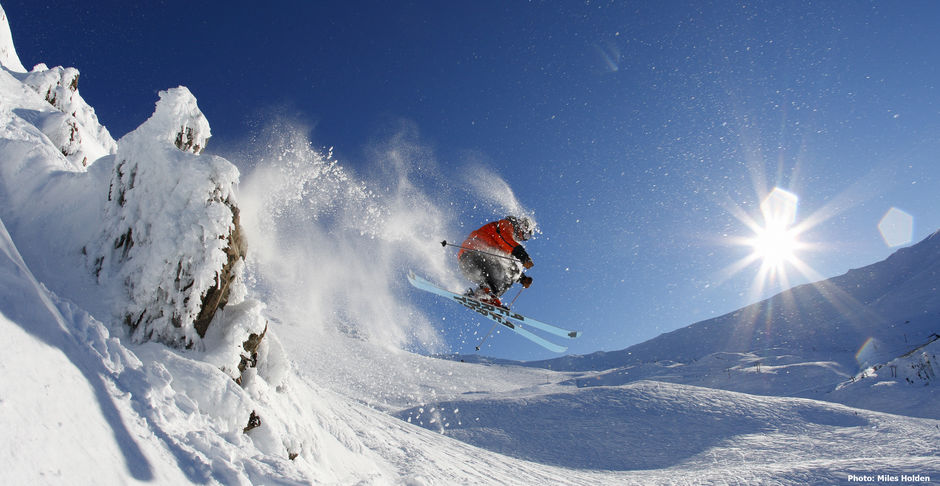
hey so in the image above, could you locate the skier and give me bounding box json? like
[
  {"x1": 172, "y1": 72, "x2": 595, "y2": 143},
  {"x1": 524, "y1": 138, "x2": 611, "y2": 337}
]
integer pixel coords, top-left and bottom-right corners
[{"x1": 457, "y1": 216, "x2": 535, "y2": 308}]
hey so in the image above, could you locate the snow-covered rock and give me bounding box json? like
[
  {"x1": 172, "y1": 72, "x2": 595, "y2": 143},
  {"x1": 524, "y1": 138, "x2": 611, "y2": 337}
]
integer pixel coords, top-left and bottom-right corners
[
  {"x1": 2, "y1": 3, "x2": 117, "y2": 170},
  {"x1": 94, "y1": 86, "x2": 250, "y2": 347},
  {"x1": 0, "y1": 16, "x2": 311, "y2": 481},
  {"x1": 21, "y1": 64, "x2": 117, "y2": 168},
  {"x1": 0, "y1": 34, "x2": 256, "y2": 355},
  {"x1": 120, "y1": 85, "x2": 210, "y2": 155}
]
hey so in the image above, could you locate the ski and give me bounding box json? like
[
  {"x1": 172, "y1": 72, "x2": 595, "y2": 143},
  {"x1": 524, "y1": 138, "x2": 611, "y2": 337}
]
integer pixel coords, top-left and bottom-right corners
[
  {"x1": 407, "y1": 271, "x2": 578, "y2": 353},
  {"x1": 408, "y1": 272, "x2": 581, "y2": 339},
  {"x1": 507, "y1": 308, "x2": 581, "y2": 339}
]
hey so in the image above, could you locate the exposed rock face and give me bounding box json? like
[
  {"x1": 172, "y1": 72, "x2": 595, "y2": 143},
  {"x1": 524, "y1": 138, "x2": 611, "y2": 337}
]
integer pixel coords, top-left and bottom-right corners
[
  {"x1": 195, "y1": 202, "x2": 247, "y2": 338},
  {"x1": 236, "y1": 322, "x2": 268, "y2": 385},
  {"x1": 96, "y1": 87, "x2": 247, "y2": 346}
]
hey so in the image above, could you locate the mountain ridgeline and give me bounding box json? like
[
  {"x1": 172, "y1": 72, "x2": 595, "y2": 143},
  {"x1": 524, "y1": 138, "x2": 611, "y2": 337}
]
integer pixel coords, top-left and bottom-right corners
[{"x1": 532, "y1": 230, "x2": 940, "y2": 373}]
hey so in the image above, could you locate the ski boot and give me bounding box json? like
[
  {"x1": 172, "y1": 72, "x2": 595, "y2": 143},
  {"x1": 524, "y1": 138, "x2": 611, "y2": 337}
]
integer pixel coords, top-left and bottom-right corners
[{"x1": 465, "y1": 286, "x2": 505, "y2": 309}]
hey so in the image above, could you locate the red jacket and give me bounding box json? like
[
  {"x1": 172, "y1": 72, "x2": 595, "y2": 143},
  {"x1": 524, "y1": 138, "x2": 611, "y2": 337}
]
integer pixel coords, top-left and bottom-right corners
[{"x1": 459, "y1": 219, "x2": 531, "y2": 264}]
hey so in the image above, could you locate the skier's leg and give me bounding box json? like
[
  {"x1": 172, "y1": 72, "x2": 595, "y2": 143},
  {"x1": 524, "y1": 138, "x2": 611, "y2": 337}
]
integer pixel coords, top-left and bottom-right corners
[
  {"x1": 459, "y1": 252, "x2": 489, "y2": 289},
  {"x1": 459, "y1": 252, "x2": 506, "y2": 297},
  {"x1": 480, "y1": 258, "x2": 511, "y2": 297}
]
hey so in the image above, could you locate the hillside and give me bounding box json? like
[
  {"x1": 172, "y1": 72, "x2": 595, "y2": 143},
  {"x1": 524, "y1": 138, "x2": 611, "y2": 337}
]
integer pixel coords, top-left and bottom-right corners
[
  {"x1": 493, "y1": 231, "x2": 940, "y2": 418},
  {"x1": 530, "y1": 230, "x2": 940, "y2": 372}
]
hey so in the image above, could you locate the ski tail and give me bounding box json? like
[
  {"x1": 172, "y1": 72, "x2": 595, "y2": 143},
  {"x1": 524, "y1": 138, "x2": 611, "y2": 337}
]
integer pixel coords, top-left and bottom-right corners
[{"x1": 504, "y1": 312, "x2": 581, "y2": 339}]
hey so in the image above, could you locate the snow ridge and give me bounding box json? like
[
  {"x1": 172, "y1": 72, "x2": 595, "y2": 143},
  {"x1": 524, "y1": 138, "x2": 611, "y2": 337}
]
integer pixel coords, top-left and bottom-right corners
[{"x1": 0, "y1": 3, "x2": 25, "y2": 73}]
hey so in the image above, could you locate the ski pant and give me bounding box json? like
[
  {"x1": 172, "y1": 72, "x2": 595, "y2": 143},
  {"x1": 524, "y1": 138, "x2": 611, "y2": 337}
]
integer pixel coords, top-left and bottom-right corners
[{"x1": 458, "y1": 250, "x2": 520, "y2": 298}]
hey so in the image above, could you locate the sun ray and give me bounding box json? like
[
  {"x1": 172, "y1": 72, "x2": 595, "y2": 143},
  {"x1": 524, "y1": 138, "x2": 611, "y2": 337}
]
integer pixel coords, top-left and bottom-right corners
[
  {"x1": 715, "y1": 186, "x2": 813, "y2": 303},
  {"x1": 710, "y1": 150, "x2": 909, "y2": 363}
]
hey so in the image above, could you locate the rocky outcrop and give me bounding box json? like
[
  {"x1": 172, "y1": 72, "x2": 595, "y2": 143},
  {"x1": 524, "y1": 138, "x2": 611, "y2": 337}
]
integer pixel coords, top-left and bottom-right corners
[
  {"x1": 194, "y1": 202, "x2": 247, "y2": 338},
  {"x1": 21, "y1": 65, "x2": 117, "y2": 168},
  {"x1": 95, "y1": 87, "x2": 250, "y2": 347}
]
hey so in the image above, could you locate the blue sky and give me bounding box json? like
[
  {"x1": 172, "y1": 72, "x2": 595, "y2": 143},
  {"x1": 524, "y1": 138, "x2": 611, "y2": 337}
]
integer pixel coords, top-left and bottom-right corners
[{"x1": 6, "y1": 1, "x2": 940, "y2": 360}]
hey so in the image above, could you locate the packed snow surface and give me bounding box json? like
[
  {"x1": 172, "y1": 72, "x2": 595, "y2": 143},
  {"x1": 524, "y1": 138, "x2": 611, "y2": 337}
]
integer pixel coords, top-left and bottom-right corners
[{"x1": 0, "y1": 5, "x2": 938, "y2": 485}]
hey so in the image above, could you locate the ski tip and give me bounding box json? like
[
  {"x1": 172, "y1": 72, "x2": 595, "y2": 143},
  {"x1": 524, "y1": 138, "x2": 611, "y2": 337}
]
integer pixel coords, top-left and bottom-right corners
[{"x1": 568, "y1": 331, "x2": 582, "y2": 339}]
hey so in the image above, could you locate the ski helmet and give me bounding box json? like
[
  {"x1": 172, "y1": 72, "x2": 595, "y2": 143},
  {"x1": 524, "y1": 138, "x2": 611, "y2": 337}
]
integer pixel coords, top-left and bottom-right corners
[{"x1": 506, "y1": 215, "x2": 534, "y2": 241}]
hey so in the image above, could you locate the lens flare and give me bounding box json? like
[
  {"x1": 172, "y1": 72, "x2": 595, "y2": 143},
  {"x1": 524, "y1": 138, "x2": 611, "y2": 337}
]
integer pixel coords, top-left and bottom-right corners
[
  {"x1": 878, "y1": 207, "x2": 914, "y2": 247},
  {"x1": 854, "y1": 337, "x2": 879, "y2": 368}
]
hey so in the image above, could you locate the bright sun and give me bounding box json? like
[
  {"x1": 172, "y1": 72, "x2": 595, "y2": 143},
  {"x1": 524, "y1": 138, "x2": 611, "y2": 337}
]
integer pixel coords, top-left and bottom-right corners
[
  {"x1": 749, "y1": 223, "x2": 801, "y2": 269},
  {"x1": 720, "y1": 186, "x2": 816, "y2": 296},
  {"x1": 748, "y1": 187, "x2": 803, "y2": 271}
]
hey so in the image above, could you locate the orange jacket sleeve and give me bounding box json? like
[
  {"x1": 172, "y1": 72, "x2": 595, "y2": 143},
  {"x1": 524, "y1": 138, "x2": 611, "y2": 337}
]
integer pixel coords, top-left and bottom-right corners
[{"x1": 459, "y1": 219, "x2": 530, "y2": 264}]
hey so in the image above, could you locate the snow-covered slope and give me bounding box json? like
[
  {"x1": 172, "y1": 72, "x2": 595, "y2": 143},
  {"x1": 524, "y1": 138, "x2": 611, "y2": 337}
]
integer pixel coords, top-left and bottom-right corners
[
  {"x1": 1, "y1": 5, "x2": 938, "y2": 484},
  {"x1": 396, "y1": 379, "x2": 938, "y2": 476},
  {"x1": 497, "y1": 230, "x2": 940, "y2": 418}
]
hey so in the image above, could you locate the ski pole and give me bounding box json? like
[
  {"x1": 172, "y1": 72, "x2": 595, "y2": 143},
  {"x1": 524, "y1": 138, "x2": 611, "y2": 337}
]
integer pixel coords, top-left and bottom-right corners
[
  {"x1": 475, "y1": 322, "x2": 498, "y2": 351},
  {"x1": 506, "y1": 286, "x2": 524, "y2": 308},
  {"x1": 441, "y1": 240, "x2": 520, "y2": 262}
]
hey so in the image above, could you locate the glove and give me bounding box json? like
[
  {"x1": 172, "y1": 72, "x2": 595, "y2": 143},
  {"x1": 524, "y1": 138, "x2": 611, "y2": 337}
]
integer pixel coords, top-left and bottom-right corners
[
  {"x1": 512, "y1": 245, "x2": 532, "y2": 268},
  {"x1": 523, "y1": 260, "x2": 534, "y2": 269},
  {"x1": 519, "y1": 275, "x2": 533, "y2": 288}
]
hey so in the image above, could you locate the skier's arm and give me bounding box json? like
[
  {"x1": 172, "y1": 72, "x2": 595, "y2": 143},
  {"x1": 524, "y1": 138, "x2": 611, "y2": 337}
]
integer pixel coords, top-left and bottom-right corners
[{"x1": 511, "y1": 245, "x2": 534, "y2": 269}]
